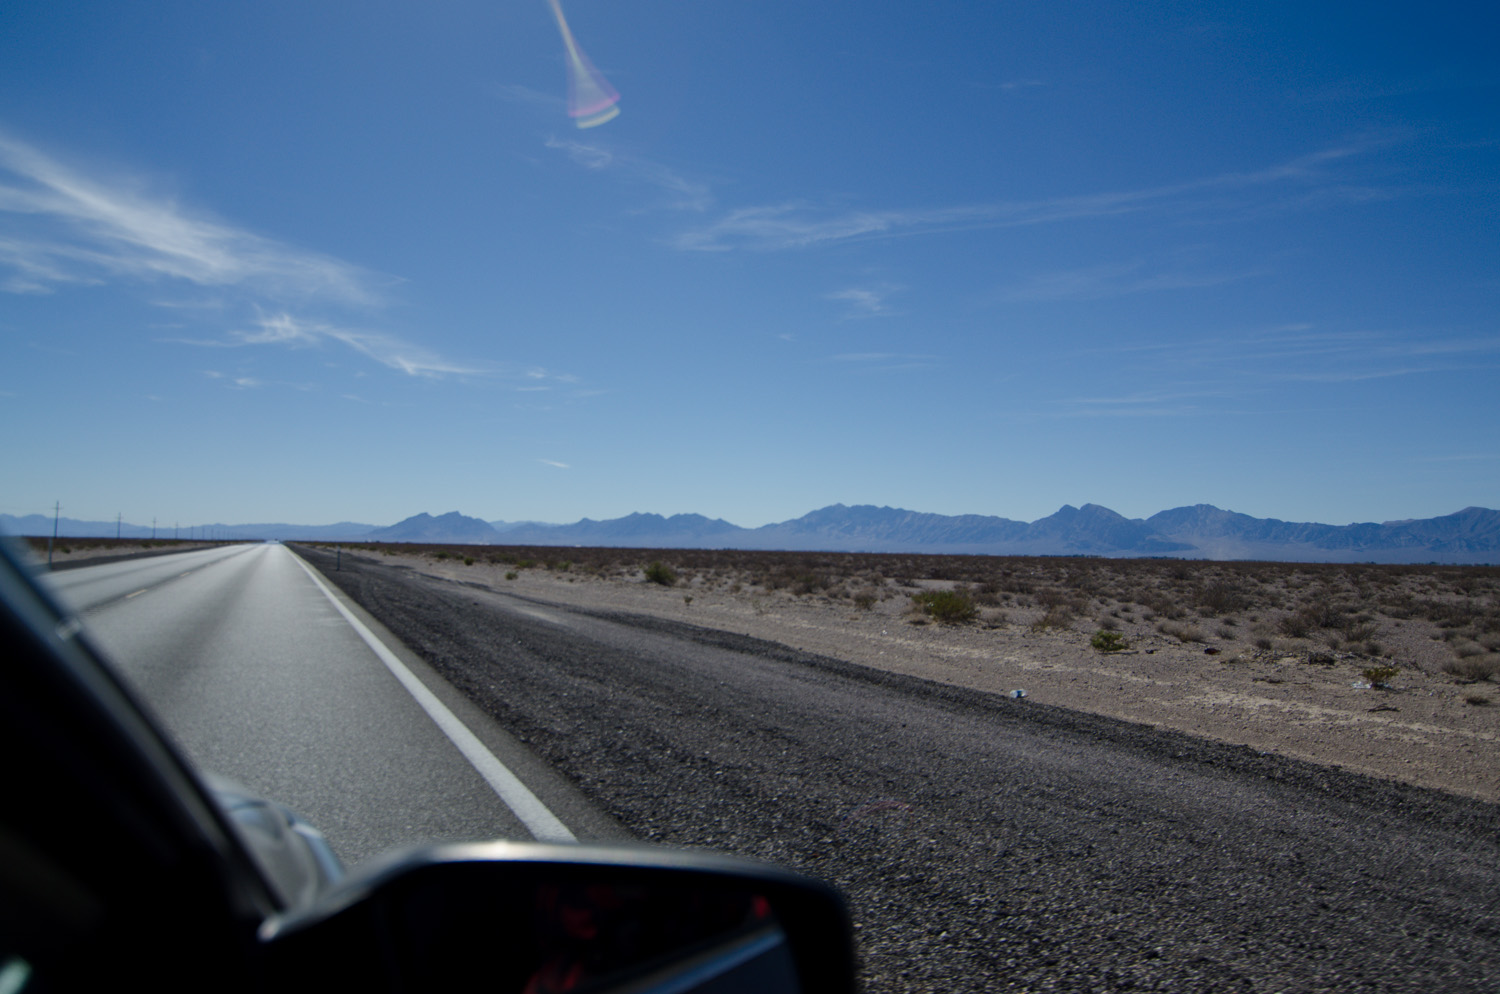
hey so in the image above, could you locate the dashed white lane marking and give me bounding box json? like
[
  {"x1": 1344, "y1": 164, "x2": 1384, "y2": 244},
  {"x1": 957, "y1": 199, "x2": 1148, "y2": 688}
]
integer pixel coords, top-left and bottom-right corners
[
  {"x1": 125, "y1": 588, "x2": 148, "y2": 599},
  {"x1": 289, "y1": 552, "x2": 576, "y2": 843}
]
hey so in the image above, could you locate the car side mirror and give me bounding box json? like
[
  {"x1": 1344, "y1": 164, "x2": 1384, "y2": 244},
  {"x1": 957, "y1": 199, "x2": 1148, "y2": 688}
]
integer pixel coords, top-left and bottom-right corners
[{"x1": 260, "y1": 841, "x2": 857, "y2": 994}]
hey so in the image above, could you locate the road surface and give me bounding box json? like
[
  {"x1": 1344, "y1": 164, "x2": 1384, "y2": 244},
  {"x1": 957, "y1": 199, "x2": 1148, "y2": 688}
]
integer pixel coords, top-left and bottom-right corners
[{"x1": 45, "y1": 543, "x2": 618, "y2": 864}]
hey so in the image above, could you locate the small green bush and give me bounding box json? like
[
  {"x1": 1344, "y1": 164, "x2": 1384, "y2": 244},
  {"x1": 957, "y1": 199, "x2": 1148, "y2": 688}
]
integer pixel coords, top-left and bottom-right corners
[
  {"x1": 505, "y1": 571, "x2": 518, "y2": 580},
  {"x1": 462, "y1": 556, "x2": 474, "y2": 566},
  {"x1": 911, "y1": 590, "x2": 978, "y2": 624},
  {"x1": 644, "y1": 561, "x2": 678, "y2": 586},
  {"x1": 1091, "y1": 630, "x2": 1128, "y2": 652},
  {"x1": 1362, "y1": 664, "x2": 1399, "y2": 687}
]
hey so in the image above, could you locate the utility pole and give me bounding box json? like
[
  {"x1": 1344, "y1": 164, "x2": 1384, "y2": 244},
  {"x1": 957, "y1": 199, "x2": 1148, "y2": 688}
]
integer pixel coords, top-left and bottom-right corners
[{"x1": 48, "y1": 501, "x2": 60, "y2": 566}]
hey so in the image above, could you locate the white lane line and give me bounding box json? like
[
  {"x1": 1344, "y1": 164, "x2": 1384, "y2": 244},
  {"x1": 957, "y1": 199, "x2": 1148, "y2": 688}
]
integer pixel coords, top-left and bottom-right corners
[
  {"x1": 289, "y1": 553, "x2": 576, "y2": 843},
  {"x1": 125, "y1": 588, "x2": 148, "y2": 599}
]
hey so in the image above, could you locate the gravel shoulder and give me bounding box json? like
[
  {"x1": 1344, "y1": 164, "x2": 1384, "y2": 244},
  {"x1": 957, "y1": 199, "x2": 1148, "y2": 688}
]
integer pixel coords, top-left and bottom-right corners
[{"x1": 372, "y1": 550, "x2": 1500, "y2": 804}]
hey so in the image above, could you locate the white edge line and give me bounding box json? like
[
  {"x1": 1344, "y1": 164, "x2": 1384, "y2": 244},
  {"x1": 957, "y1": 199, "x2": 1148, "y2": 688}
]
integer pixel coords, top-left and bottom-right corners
[{"x1": 289, "y1": 552, "x2": 577, "y2": 843}]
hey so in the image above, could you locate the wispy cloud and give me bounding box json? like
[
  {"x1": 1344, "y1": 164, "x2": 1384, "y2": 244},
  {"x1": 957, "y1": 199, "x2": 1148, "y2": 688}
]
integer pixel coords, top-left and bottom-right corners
[
  {"x1": 494, "y1": 83, "x2": 565, "y2": 111},
  {"x1": 1417, "y1": 452, "x2": 1499, "y2": 463},
  {"x1": 545, "y1": 137, "x2": 712, "y2": 212},
  {"x1": 546, "y1": 136, "x2": 614, "y2": 170},
  {"x1": 1052, "y1": 387, "x2": 1228, "y2": 419},
  {"x1": 972, "y1": 78, "x2": 1046, "y2": 93},
  {"x1": 0, "y1": 130, "x2": 385, "y2": 303},
  {"x1": 538, "y1": 459, "x2": 570, "y2": 469},
  {"x1": 0, "y1": 130, "x2": 506, "y2": 380},
  {"x1": 995, "y1": 261, "x2": 1261, "y2": 302},
  {"x1": 826, "y1": 283, "x2": 903, "y2": 318},
  {"x1": 177, "y1": 312, "x2": 487, "y2": 378},
  {"x1": 673, "y1": 143, "x2": 1386, "y2": 252},
  {"x1": 1084, "y1": 324, "x2": 1500, "y2": 386},
  {"x1": 826, "y1": 351, "x2": 939, "y2": 372}
]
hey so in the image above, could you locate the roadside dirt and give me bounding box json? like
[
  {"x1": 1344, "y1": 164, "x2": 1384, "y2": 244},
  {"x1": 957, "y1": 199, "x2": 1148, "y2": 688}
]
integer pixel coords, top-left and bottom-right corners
[
  {"x1": 299, "y1": 545, "x2": 1500, "y2": 994},
  {"x1": 367, "y1": 550, "x2": 1500, "y2": 804},
  {"x1": 17, "y1": 538, "x2": 223, "y2": 571}
]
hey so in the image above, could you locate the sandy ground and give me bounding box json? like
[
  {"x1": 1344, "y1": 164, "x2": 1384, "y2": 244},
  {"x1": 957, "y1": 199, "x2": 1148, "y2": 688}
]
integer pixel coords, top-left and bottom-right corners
[{"x1": 370, "y1": 550, "x2": 1500, "y2": 805}]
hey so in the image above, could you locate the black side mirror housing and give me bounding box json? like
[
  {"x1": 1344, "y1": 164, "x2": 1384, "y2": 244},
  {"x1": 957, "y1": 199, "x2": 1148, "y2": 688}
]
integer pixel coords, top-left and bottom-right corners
[{"x1": 260, "y1": 842, "x2": 857, "y2": 993}]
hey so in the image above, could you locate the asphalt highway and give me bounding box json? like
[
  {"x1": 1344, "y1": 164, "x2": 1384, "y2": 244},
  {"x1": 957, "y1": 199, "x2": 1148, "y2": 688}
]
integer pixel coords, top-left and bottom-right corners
[
  {"x1": 45, "y1": 543, "x2": 619, "y2": 865},
  {"x1": 297, "y1": 546, "x2": 1500, "y2": 994}
]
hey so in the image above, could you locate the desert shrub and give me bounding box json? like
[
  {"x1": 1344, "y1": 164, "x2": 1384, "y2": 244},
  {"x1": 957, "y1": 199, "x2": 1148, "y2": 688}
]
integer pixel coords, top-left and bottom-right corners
[
  {"x1": 1443, "y1": 655, "x2": 1500, "y2": 683},
  {"x1": 911, "y1": 590, "x2": 978, "y2": 624},
  {"x1": 1031, "y1": 607, "x2": 1073, "y2": 632},
  {"x1": 1097, "y1": 616, "x2": 1119, "y2": 631},
  {"x1": 1465, "y1": 694, "x2": 1492, "y2": 706},
  {"x1": 1037, "y1": 588, "x2": 1087, "y2": 613},
  {"x1": 434, "y1": 551, "x2": 450, "y2": 560},
  {"x1": 1254, "y1": 637, "x2": 1274, "y2": 651},
  {"x1": 1453, "y1": 641, "x2": 1485, "y2": 659},
  {"x1": 792, "y1": 572, "x2": 831, "y2": 596},
  {"x1": 644, "y1": 561, "x2": 678, "y2": 586},
  {"x1": 1145, "y1": 594, "x2": 1187, "y2": 620},
  {"x1": 462, "y1": 556, "x2": 474, "y2": 566},
  {"x1": 1341, "y1": 619, "x2": 1379, "y2": 643},
  {"x1": 1159, "y1": 621, "x2": 1205, "y2": 643},
  {"x1": 1217, "y1": 627, "x2": 1237, "y2": 640},
  {"x1": 1277, "y1": 610, "x2": 1316, "y2": 638},
  {"x1": 1091, "y1": 630, "x2": 1128, "y2": 652},
  {"x1": 505, "y1": 571, "x2": 518, "y2": 580},
  {"x1": 1362, "y1": 664, "x2": 1400, "y2": 687},
  {"x1": 853, "y1": 591, "x2": 878, "y2": 611},
  {"x1": 516, "y1": 558, "x2": 535, "y2": 569},
  {"x1": 1197, "y1": 580, "x2": 1247, "y2": 615},
  {"x1": 1304, "y1": 601, "x2": 1349, "y2": 629},
  {"x1": 973, "y1": 581, "x2": 1004, "y2": 606}
]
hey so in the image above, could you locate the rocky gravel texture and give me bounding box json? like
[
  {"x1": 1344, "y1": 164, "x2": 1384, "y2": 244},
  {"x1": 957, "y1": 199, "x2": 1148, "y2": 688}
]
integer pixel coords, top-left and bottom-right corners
[
  {"x1": 355, "y1": 546, "x2": 1500, "y2": 804},
  {"x1": 298, "y1": 547, "x2": 1500, "y2": 993}
]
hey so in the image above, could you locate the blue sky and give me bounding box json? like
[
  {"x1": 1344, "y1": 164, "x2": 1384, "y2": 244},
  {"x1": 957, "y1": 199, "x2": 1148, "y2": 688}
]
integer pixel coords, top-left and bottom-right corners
[{"x1": 2, "y1": 1, "x2": 1496, "y2": 530}]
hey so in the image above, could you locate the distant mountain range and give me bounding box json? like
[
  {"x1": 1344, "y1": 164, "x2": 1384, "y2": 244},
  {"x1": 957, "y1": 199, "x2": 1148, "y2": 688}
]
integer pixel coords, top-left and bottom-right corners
[{"x1": 5, "y1": 504, "x2": 1499, "y2": 564}]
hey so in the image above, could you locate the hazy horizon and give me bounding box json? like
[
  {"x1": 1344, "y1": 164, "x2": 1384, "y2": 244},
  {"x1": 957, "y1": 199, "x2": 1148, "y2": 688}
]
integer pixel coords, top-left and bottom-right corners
[{"x1": 7, "y1": 499, "x2": 1496, "y2": 535}]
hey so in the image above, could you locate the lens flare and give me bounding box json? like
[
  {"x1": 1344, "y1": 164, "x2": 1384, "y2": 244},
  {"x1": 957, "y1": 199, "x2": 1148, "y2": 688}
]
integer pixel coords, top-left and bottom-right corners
[{"x1": 546, "y1": 0, "x2": 620, "y2": 129}]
